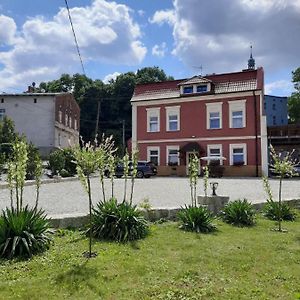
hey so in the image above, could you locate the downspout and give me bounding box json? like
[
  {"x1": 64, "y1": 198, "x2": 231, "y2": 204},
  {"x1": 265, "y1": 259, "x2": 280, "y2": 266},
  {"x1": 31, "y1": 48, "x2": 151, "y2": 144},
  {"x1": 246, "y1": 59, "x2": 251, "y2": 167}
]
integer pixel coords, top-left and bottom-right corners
[{"x1": 253, "y1": 90, "x2": 259, "y2": 177}]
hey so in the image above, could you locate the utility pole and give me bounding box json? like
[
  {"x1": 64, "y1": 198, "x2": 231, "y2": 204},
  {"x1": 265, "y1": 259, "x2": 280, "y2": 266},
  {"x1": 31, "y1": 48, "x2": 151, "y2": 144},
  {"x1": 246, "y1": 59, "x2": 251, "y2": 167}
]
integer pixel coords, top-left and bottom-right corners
[
  {"x1": 122, "y1": 119, "x2": 125, "y2": 155},
  {"x1": 95, "y1": 100, "x2": 101, "y2": 138}
]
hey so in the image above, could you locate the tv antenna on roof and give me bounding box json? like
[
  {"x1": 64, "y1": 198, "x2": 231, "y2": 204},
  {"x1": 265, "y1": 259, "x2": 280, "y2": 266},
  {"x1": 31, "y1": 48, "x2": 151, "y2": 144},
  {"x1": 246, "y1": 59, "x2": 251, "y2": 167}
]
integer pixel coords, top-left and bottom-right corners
[{"x1": 192, "y1": 65, "x2": 203, "y2": 76}]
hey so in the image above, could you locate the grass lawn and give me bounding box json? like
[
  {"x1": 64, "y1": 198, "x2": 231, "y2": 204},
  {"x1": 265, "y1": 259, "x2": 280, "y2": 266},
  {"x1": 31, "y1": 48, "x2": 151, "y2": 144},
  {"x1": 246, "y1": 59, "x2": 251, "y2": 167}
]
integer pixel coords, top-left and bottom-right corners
[{"x1": 0, "y1": 217, "x2": 299, "y2": 300}]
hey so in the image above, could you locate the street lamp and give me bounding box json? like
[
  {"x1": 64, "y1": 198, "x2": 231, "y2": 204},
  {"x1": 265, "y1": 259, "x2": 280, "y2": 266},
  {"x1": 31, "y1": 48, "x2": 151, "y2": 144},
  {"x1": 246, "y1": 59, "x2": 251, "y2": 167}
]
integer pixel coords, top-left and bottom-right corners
[{"x1": 210, "y1": 182, "x2": 218, "y2": 196}]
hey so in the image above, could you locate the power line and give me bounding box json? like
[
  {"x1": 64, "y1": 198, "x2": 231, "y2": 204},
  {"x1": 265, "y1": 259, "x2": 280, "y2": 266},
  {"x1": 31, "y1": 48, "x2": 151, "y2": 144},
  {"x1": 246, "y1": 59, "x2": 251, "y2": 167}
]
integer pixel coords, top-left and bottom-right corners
[{"x1": 64, "y1": 0, "x2": 86, "y2": 75}]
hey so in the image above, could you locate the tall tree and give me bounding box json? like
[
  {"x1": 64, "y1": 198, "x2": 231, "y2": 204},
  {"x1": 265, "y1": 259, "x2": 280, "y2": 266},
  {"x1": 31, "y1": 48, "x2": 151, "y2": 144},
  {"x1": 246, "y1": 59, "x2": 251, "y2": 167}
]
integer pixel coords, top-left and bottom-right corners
[
  {"x1": 136, "y1": 66, "x2": 174, "y2": 84},
  {"x1": 288, "y1": 67, "x2": 300, "y2": 124}
]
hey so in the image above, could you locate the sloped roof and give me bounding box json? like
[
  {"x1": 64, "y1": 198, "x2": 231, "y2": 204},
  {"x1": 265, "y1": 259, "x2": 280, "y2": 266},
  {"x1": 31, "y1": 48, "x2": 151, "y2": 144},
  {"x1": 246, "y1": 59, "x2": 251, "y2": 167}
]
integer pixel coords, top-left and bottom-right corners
[{"x1": 131, "y1": 68, "x2": 263, "y2": 102}]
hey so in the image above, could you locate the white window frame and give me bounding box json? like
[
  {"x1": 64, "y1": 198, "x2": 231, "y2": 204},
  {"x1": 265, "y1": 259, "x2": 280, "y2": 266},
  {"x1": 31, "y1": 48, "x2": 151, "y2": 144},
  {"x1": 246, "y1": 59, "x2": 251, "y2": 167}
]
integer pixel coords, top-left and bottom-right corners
[
  {"x1": 207, "y1": 144, "x2": 223, "y2": 165},
  {"x1": 206, "y1": 102, "x2": 223, "y2": 129},
  {"x1": 166, "y1": 106, "x2": 180, "y2": 132},
  {"x1": 230, "y1": 143, "x2": 247, "y2": 165},
  {"x1": 74, "y1": 119, "x2": 78, "y2": 131},
  {"x1": 146, "y1": 108, "x2": 160, "y2": 132},
  {"x1": 181, "y1": 85, "x2": 193, "y2": 94},
  {"x1": 229, "y1": 100, "x2": 246, "y2": 128},
  {"x1": 166, "y1": 145, "x2": 180, "y2": 166},
  {"x1": 147, "y1": 146, "x2": 160, "y2": 166}
]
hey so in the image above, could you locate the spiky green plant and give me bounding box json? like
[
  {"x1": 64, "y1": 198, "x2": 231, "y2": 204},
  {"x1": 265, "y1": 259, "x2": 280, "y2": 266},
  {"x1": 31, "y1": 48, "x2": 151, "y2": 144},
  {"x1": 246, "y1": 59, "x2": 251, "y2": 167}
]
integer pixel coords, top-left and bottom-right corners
[
  {"x1": 221, "y1": 199, "x2": 256, "y2": 227},
  {"x1": 73, "y1": 141, "x2": 100, "y2": 258},
  {"x1": 178, "y1": 205, "x2": 216, "y2": 233},
  {"x1": 0, "y1": 206, "x2": 52, "y2": 259},
  {"x1": 91, "y1": 198, "x2": 149, "y2": 242},
  {"x1": 203, "y1": 165, "x2": 209, "y2": 198},
  {"x1": 263, "y1": 201, "x2": 297, "y2": 221}
]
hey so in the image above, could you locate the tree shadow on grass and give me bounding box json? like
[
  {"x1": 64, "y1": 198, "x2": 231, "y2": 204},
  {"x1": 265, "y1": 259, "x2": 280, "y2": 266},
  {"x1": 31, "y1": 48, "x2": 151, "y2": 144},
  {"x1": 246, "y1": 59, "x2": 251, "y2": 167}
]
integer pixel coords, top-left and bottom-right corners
[{"x1": 55, "y1": 260, "x2": 99, "y2": 294}]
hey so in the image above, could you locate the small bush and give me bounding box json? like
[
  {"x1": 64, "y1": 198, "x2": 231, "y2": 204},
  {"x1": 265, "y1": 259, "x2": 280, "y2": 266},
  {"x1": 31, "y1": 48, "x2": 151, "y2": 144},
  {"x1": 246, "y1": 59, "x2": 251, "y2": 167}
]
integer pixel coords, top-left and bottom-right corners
[
  {"x1": 60, "y1": 169, "x2": 70, "y2": 178},
  {"x1": 263, "y1": 201, "x2": 297, "y2": 221},
  {"x1": 178, "y1": 205, "x2": 216, "y2": 233},
  {"x1": 62, "y1": 148, "x2": 77, "y2": 176},
  {"x1": 221, "y1": 199, "x2": 256, "y2": 227},
  {"x1": 0, "y1": 206, "x2": 52, "y2": 259},
  {"x1": 91, "y1": 198, "x2": 149, "y2": 242},
  {"x1": 26, "y1": 143, "x2": 41, "y2": 180},
  {"x1": 48, "y1": 150, "x2": 65, "y2": 175}
]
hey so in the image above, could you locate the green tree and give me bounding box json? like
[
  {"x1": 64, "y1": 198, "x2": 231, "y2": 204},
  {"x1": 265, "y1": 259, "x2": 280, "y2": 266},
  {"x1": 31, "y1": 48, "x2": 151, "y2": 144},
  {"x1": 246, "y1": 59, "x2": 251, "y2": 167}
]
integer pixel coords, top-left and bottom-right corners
[
  {"x1": 288, "y1": 67, "x2": 300, "y2": 124},
  {"x1": 0, "y1": 116, "x2": 18, "y2": 144},
  {"x1": 136, "y1": 66, "x2": 174, "y2": 84}
]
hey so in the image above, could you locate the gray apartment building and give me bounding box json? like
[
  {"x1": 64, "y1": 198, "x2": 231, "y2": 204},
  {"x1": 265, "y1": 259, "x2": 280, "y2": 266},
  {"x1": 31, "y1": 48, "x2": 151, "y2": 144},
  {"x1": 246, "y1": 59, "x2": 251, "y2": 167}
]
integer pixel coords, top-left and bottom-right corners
[
  {"x1": 0, "y1": 92, "x2": 80, "y2": 156},
  {"x1": 264, "y1": 95, "x2": 288, "y2": 127}
]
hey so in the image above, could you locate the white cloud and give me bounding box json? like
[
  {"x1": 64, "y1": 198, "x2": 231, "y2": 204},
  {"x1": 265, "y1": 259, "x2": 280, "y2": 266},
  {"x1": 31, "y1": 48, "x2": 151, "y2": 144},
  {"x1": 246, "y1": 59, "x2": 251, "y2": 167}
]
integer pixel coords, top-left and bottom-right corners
[
  {"x1": 137, "y1": 10, "x2": 145, "y2": 17},
  {"x1": 0, "y1": 0, "x2": 147, "y2": 92},
  {"x1": 265, "y1": 80, "x2": 293, "y2": 95},
  {"x1": 149, "y1": 9, "x2": 175, "y2": 26},
  {"x1": 152, "y1": 42, "x2": 167, "y2": 58},
  {"x1": 103, "y1": 71, "x2": 121, "y2": 83},
  {"x1": 151, "y1": 0, "x2": 300, "y2": 75}
]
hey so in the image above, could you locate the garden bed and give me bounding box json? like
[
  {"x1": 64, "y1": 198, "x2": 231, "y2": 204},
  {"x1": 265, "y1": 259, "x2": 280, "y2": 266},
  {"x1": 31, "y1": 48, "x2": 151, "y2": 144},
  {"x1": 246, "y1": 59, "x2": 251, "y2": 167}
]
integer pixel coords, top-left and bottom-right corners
[{"x1": 0, "y1": 218, "x2": 299, "y2": 299}]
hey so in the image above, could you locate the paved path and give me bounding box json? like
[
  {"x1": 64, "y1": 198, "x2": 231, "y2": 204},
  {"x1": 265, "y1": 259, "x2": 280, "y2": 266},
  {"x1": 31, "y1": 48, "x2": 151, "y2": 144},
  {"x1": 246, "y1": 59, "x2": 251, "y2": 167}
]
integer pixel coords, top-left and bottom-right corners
[{"x1": 0, "y1": 177, "x2": 299, "y2": 217}]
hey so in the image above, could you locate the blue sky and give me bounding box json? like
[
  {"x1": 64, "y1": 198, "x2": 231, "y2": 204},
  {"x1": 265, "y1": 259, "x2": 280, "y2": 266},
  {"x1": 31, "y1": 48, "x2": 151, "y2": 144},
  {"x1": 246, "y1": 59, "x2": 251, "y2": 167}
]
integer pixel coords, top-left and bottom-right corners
[{"x1": 0, "y1": 0, "x2": 299, "y2": 96}]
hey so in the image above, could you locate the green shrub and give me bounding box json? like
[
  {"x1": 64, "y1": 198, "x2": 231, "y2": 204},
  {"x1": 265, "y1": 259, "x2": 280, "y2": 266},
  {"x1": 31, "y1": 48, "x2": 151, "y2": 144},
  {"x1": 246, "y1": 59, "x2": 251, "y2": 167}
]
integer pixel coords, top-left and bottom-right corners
[
  {"x1": 91, "y1": 198, "x2": 149, "y2": 242},
  {"x1": 26, "y1": 143, "x2": 41, "y2": 180},
  {"x1": 62, "y1": 148, "x2": 77, "y2": 176},
  {"x1": 263, "y1": 201, "x2": 297, "y2": 221},
  {"x1": 48, "y1": 150, "x2": 65, "y2": 175},
  {"x1": 0, "y1": 206, "x2": 52, "y2": 259},
  {"x1": 60, "y1": 169, "x2": 70, "y2": 178},
  {"x1": 221, "y1": 199, "x2": 256, "y2": 227},
  {"x1": 178, "y1": 205, "x2": 216, "y2": 233}
]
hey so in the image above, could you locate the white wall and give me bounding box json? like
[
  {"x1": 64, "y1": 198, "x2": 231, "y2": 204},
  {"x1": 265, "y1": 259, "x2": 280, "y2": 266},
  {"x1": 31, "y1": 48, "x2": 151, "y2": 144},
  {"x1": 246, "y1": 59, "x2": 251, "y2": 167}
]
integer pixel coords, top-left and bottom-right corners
[{"x1": 0, "y1": 95, "x2": 55, "y2": 149}]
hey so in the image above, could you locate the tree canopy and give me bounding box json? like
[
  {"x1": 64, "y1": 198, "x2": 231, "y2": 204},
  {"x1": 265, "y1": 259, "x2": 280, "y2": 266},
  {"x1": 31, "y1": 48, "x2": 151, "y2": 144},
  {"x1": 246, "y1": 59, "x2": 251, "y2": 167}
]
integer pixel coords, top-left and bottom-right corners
[
  {"x1": 37, "y1": 66, "x2": 174, "y2": 149},
  {"x1": 288, "y1": 67, "x2": 300, "y2": 124}
]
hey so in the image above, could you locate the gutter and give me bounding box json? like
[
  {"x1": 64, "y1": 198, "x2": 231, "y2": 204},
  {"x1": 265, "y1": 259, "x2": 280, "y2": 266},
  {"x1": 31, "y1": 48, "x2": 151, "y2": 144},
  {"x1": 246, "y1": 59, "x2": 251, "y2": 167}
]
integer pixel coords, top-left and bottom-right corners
[{"x1": 253, "y1": 90, "x2": 259, "y2": 177}]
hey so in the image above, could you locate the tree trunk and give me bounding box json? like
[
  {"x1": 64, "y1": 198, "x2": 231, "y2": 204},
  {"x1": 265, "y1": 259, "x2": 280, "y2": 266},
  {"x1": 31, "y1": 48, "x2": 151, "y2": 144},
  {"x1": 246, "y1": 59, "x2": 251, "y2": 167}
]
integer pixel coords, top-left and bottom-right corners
[{"x1": 278, "y1": 177, "x2": 282, "y2": 232}]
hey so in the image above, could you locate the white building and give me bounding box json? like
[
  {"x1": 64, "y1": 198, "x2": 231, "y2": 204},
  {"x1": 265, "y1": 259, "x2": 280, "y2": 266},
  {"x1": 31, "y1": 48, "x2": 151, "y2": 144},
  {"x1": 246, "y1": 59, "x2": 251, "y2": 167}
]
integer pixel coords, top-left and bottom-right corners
[{"x1": 0, "y1": 92, "x2": 80, "y2": 156}]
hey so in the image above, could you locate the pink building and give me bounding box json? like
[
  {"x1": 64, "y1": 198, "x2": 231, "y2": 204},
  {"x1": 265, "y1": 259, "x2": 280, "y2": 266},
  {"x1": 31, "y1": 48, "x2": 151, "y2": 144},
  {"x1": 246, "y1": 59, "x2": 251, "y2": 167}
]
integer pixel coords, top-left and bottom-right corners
[{"x1": 131, "y1": 67, "x2": 268, "y2": 177}]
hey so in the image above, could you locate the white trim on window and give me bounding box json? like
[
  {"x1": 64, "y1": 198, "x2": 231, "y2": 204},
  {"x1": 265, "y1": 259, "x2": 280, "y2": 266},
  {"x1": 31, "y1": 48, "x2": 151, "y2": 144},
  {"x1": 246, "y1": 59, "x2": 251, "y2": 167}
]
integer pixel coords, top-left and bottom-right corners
[
  {"x1": 166, "y1": 145, "x2": 180, "y2": 166},
  {"x1": 147, "y1": 146, "x2": 160, "y2": 166},
  {"x1": 206, "y1": 102, "x2": 223, "y2": 129},
  {"x1": 166, "y1": 106, "x2": 180, "y2": 132},
  {"x1": 207, "y1": 144, "x2": 223, "y2": 165},
  {"x1": 229, "y1": 143, "x2": 247, "y2": 165},
  {"x1": 229, "y1": 99, "x2": 246, "y2": 128},
  {"x1": 146, "y1": 107, "x2": 160, "y2": 132}
]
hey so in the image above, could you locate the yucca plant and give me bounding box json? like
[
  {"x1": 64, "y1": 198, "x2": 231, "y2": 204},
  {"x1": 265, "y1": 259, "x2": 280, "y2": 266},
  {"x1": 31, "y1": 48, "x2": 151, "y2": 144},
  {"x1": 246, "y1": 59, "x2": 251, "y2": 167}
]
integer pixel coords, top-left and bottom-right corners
[
  {"x1": 263, "y1": 201, "x2": 297, "y2": 221},
  {"x1": 0, "y1": 206, "x2": 52, "y2": 259},
  {"x1": 178, "y1": 205, "x2": 216, "y2": 233},
  {"x1": 91, "y1": 198, "x2": 149, "y2": 242},
  {"x1": 221, "y1": 199, "x2": 256, "y2": 227}
]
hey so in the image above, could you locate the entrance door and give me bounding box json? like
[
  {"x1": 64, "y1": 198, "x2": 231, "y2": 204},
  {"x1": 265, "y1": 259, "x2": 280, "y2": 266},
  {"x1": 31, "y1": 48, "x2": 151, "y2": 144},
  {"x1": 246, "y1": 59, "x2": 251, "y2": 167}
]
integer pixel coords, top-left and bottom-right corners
[{"x1": 186, "y1": 152, "x2": 200, "y2": 175}]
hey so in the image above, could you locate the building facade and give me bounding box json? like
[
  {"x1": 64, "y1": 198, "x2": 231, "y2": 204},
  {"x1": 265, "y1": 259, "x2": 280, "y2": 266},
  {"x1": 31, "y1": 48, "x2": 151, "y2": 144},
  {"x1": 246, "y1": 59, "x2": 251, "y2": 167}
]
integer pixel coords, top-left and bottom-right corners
[
  {"x1": 264, "y1": 95, "x2": 288, "y2": 127},
  {"x1": 0, "y1": 92, "x2": 80, "y2": 156},
  {"x1": 131, "y1": 68, "x2": 268, "y2": 177}
]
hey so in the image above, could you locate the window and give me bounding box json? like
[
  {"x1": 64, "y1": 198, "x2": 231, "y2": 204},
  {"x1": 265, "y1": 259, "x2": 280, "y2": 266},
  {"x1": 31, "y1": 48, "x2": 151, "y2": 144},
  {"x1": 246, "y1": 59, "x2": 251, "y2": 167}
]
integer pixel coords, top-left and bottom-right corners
[
  {"x1": 166, "y1": 106, "x2": 180, "y2": 131},
  {"x1": 0, "y1": 108, "x2": 5, "y2": 121},
  {"x1": 273, "y1": 116, "x2": 276, "y2": 125},
  {"x1": 147, "y1": 147, "x2": 160, "y2": 166},
  {"x1": 230, "y1": 144, "x2": 247, "y2": 165},
  {"x1": 1, "y1": 98, "x2": 4, "y2": 103},
  {"x1": 196, "y1": 85, "x2": 207, "y2": 93},
  {"x1": 65, "y1": 113, "x2": 68, "y2": 126},
  {"x1": 74, "y1": 119, "x2": 78, "y2": 131},
  {"x1": 263, "y1": 102, "x2": 266, "y2": 110},
  {"x1": 183, "y1": 86, "x2": 193, "y2": 94},
  {"x1": 69, "y1": 117, "x2": 72, "y2": 128},
  {"x1": 272, "y1": 103, "x2": 276, "y2": 110},
  {"x1": 147, "y1": 108, "x2": 160, "y2": 132},
  {"x1": 167, "y1": 146, "x2": 179, "y2": 166},
  {"x1": 207, "y1": 144, "x2": 223, "y2": 165},
  {"x1": 34, "y1": 98, "x2": 37, "y2": 103},
  {"x1": 206, "y1": 102, "x2": 222, "y2": 129},
  {"x1": 229, "y1": 100, "x2": 246, "y2": 128}
]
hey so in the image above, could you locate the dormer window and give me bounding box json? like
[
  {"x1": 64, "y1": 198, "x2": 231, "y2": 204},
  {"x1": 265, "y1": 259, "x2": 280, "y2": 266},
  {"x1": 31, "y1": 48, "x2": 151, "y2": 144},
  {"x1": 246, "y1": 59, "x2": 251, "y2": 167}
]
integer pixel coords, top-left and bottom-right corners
[
  {"x1": 196, "y1": 85, "x2": 207, "y2": 93},
  {"x1": 183, "y1": 86, "x2": 193, "y2": 94}
]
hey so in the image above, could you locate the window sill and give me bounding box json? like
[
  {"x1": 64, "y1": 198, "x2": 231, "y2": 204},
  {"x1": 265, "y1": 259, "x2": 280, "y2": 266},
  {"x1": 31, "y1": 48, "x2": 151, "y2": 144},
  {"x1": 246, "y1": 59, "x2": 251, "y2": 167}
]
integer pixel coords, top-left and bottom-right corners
[
  {"x1": 166, "y1": 129, "x2": 180, "y2": 132},
  {"x1": 147, "y1": 130, "x2": 160, "y2": 133},
  {"x1": 207, "y1": 127, "x2": 222, "y2": 130}
]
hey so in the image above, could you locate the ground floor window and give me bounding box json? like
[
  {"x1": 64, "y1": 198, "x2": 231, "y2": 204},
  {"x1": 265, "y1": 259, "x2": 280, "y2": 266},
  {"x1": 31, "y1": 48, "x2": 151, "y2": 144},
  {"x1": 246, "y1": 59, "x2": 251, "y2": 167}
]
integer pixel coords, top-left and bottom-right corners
[
  {"x1": 230, "y1": 143, "x2": 247, "y2": 165},
  {"x1": 147, "y1": 146, "x2": 160, "y2": 166},
  {"x1": 167, "y1": 146, "x2": 179, "y2": 166},
  {"x1": 0, "y1": 109, "x2": 5, "y2": 121},
  {"x1": 207, "y1": 144, "x2": 223, "y2": 165}
]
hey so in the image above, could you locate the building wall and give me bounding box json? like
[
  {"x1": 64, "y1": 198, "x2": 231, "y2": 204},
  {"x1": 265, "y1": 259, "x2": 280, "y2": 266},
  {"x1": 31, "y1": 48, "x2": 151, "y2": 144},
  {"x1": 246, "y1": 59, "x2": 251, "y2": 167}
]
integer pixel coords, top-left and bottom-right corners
[
  {"x1": 0, "y1": 95, "x2": 55, "y2": 153},
  {"x1": 264, "y1": 95, "x2": 288, "y2": 126}
]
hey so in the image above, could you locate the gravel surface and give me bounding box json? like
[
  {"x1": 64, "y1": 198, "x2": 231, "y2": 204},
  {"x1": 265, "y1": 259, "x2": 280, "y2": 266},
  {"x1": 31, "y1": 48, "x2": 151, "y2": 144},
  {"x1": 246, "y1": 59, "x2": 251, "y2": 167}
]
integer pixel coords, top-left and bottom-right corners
[{"x1": 0, "y1": 177, "x2": 299, "y2": 217}]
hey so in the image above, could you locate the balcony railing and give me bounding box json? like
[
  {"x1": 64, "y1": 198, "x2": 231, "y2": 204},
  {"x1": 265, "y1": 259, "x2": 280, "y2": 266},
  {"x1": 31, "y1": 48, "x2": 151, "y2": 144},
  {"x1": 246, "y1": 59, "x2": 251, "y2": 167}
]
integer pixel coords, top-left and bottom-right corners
[{"x1": 268, "y1": 124, "x2": 300, "y2": 138}]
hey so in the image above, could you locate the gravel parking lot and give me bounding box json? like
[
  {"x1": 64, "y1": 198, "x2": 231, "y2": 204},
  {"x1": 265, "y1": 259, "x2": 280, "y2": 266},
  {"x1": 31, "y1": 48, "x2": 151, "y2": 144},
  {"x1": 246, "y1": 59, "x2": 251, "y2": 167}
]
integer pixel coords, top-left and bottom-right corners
[{"x1": 0, "y1": 177, "x2": 299, "y2": 217}]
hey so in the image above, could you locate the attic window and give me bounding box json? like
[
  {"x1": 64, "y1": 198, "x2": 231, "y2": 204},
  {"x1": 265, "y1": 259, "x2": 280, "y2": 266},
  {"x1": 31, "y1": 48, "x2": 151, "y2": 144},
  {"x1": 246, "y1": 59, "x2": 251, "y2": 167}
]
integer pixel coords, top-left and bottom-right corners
[
  {"x1": 183, "y1": 86, "x2": 193, "y2": 94},
  {"x1": 196, "y1": 85, "x2": 207, "y2": 93},
  {"x1": 34, "y1": 98, "x2": 37, "y2": 103},
  {"x1": 1, "y1": 98, "x2": 4, "y2": 103}
]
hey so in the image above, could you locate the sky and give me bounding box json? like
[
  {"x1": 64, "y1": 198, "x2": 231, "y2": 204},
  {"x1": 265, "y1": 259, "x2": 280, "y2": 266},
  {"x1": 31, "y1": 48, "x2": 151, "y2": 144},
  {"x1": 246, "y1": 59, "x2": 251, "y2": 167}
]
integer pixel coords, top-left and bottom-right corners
[{"x1": 0, "y1": 0, "x2": 299, "y2": 96}]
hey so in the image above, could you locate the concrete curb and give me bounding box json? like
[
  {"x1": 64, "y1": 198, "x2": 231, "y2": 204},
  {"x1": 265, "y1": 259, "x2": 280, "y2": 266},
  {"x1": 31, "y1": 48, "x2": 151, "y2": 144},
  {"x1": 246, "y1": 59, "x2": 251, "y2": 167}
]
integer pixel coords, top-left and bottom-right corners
[{"x1": 48, "y1": 199, "x2": 300, "y2": 228}]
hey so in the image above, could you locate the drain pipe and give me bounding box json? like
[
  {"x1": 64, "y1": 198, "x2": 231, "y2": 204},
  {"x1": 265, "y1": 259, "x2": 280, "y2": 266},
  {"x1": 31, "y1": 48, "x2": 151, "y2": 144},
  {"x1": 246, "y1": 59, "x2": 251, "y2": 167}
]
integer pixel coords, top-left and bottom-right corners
[{"x1": 253, "y1": 90, "x2": 259, "y2": 177}]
